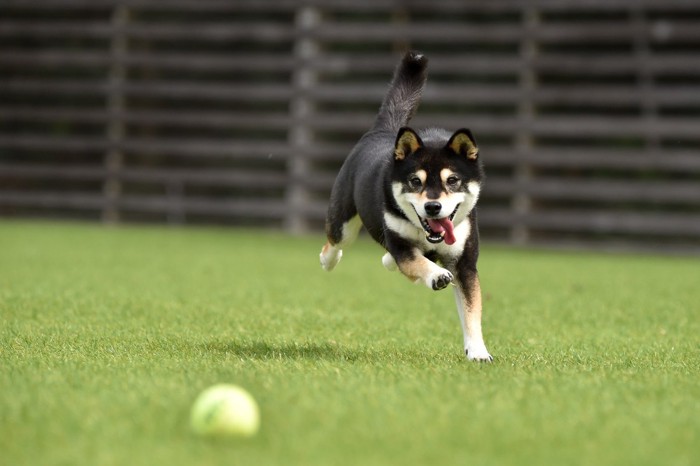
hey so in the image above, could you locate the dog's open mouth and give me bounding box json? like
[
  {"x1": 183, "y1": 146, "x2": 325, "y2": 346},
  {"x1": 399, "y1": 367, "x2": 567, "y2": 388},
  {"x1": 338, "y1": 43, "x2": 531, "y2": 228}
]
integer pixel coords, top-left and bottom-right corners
[{"x1": 420, "y1": 206, "x2": 459, "y2": 245}]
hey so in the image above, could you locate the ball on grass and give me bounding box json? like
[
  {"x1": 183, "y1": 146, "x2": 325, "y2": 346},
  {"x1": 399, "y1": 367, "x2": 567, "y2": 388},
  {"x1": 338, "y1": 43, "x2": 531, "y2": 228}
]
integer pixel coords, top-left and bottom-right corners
[{"x1": 190, "y1": 384, "x2": 260, "y2": 438}]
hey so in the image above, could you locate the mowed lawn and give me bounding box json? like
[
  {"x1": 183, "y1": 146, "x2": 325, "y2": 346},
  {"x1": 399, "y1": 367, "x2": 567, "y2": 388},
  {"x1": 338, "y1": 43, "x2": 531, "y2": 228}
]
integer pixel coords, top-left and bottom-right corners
[{"x1": 1, "y1": 221, "x2": 698, "y2": 466}]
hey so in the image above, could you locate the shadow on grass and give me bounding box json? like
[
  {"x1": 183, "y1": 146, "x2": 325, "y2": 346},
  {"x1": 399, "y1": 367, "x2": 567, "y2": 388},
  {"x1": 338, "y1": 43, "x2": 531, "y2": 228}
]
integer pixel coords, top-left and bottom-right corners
[
  {"x1": 202, "y1": 340, "x2": 366, "y2": 362},
  {"x1": 200, "y1": 340, "x2": 459, "y2": 365}
]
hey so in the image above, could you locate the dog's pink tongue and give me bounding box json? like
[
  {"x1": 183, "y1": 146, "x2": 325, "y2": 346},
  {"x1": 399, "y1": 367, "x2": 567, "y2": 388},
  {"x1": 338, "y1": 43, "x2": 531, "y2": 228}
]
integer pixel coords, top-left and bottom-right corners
[{"x1": 427, "y1": 218, "x2": 456, "y2": 245}]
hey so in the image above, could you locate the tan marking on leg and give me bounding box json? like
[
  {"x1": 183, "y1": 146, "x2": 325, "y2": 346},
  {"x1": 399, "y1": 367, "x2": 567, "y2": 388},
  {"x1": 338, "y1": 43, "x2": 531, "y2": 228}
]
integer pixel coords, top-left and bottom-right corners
[
  {"x1": 396, "y1": 252, "x2": 453, "y2": 290},
  {"x1": 396, "y1": 255, "x2": 432, "y2": 283},
  {"x1": 466, "y1": 276, "x2": 484, "y2": 346},
  {"x1": 454, "y1": 274, "x2": 492, "y2": 361}
]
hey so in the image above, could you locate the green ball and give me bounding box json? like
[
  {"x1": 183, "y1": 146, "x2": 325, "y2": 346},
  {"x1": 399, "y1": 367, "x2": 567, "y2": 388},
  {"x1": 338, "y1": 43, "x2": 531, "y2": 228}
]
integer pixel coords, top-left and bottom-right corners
[{"x1": 190, "y1": 384, "x2": 260, "y2": 437}]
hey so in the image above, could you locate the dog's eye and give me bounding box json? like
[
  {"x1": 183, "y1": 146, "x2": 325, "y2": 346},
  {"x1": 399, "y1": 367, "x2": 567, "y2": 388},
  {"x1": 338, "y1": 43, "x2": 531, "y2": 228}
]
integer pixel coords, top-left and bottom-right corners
[
  {"x1": 446, "y1": 175, "x2": 461, "y2": 187},
  {"x1": 408, "y1": 176, "x2": 423, "y2": 189}
]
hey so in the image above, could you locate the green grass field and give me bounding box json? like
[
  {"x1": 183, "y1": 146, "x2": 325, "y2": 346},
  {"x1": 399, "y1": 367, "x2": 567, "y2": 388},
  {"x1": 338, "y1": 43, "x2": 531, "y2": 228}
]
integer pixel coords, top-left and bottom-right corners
[{"x1": 1, "y1": 220, "x2": 698, "y2": 466}]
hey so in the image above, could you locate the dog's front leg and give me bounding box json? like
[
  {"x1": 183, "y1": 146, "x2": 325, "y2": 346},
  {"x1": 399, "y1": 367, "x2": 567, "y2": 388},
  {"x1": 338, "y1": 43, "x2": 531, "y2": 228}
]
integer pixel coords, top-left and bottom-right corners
[
  {"x1": 454, "y1": 270, "x2": 493, "y2": 362},
  {"x1": 388, "y1": 246, "x2": 453, "y2": 290}
]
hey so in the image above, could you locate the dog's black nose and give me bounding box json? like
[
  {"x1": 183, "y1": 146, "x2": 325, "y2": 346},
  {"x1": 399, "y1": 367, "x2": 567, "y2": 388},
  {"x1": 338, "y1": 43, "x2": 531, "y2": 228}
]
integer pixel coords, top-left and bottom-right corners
[{"x1": 424, "y1": 201, "x2": 442, "y2": 217}]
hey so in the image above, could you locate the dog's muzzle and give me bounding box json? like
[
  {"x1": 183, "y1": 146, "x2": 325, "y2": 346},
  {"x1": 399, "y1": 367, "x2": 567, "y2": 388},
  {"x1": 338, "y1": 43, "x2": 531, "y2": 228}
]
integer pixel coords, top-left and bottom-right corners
[{"x1": 418, "y1": 204, "x2": 460, "y2": 245}]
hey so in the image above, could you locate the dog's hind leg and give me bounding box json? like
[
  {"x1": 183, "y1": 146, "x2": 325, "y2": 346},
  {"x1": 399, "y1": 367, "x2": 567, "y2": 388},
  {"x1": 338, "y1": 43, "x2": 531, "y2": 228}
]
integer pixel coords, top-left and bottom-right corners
[
  {"x1": 320, "y1": 214, "x2": 362, "y2": 271},
  {"x1": 320, "y1": 242, "x2": 343, "y2": 271}
]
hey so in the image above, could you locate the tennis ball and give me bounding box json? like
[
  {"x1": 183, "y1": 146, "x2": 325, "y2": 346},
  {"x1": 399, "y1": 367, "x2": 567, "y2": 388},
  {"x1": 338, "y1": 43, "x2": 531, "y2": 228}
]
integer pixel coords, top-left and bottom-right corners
[{"x1": 190, "y1": 384, "x2": 260, "y2": 437}]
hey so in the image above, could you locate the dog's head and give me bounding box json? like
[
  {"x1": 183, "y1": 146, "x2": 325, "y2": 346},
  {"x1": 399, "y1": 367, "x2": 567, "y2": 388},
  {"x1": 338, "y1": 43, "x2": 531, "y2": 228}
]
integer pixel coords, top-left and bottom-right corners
[{"x1": 390, "y1": 127, "x2": 484, "y2": 245}]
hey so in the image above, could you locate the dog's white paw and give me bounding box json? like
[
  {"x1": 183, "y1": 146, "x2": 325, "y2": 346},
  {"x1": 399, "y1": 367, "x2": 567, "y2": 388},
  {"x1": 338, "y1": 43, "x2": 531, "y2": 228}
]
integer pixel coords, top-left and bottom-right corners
[
  {"x1": 320, "y1": 245, "x2": 342, "y2": 271},
  {"x1": 381, "y1": 253, "x2": 397, "y2": 271},
  {"x1": 465, "y1": 342, "x2": 493, "y2": 362},
  {"x1": 425, "y1": 267, "x2": 453, "y2": 291}
]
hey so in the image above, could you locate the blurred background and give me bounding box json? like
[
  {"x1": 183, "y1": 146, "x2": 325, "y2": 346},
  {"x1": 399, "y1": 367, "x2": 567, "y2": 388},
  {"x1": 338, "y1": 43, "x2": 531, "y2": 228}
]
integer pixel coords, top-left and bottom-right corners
[{"x1": 1, "y1": 0, "x2": 699, "y2": 253}]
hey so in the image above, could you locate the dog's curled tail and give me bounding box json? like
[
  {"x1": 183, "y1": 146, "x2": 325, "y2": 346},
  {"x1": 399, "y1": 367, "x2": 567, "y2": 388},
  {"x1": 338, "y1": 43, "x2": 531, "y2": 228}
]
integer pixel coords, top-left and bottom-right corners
[{"x1": 373, "y1": 50, "x2": 428, "y2": 133}]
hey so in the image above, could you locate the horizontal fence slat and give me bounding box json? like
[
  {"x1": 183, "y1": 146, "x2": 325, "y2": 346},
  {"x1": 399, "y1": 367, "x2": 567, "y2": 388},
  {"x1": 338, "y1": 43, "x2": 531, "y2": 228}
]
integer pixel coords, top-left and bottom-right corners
[
  {"x1": 485, "y1": 177, "x2": 700, "y2": 204},
  {"x1": 6, "y1": 79, "x2": 700, "y2": 109},
  {"x1": 310, "y1": 84, "x2": 521, "y2": 104},
  {"x1": 0, "y1": 107, "x2": 293, "y2": 130},
  {"x1": 481, "y1": 209, "x2": 700, "y2": 236},
  {"x1": 535, "y1": 86, "x2": 700, "y2": 107},
  {"x1": 0, "y1": 0, "x2": 301, "y2": 12},
  {"x1": 0, "y1": 21, "x2": 296, "y2": 42},
  {"x1": 310, "y1": 84, "x2": 700, "y2": 107},
  {"x1": 298, "y1": 112, "x2": 700, "y2": 138},
  {"x1": 311, "y1": 22, "x2": 522, "y2": 43},
  {"x1": 0, "y1": 191, "x2": 106, "y2": 209},
  {"x1": 0, "y1": 50, "x2": 515, "y2": 75},
  {"x1": 0, "y1": 164, "x2": 289, "y2": 188},
  {"x1": 310, "y1": 53, "x2": 524, "y2": 75},
  {"x1": 4, "y1": 0, "x2": 700, "y2": 13},
  {"x1": 0, "y1": 50, "x2": 296, "y2": 72},
  {"x1": 0, "y1": 135, "x2": 291, "y2": 159},
  {"x1": 0, "y1": 79, "x2": 294, "y2": 102},
  {"x1": 0, "y1": 191, "x2": 293, "y2": 219},
  {"x1": 0, "y1": 191, "x2": 329, "y2": 221},
  {"x1": 3, "y1": 133, "x2": 699, "y2": 172},
  {"x1": 536, "y1": 53, "x2": 700, "y2": 75},
  {"x1": 309, "y1": 21, "x2": 700, "y2": 44},
  {"x1": 489, "y1": 148, "x2": 700, "y2": 172}
]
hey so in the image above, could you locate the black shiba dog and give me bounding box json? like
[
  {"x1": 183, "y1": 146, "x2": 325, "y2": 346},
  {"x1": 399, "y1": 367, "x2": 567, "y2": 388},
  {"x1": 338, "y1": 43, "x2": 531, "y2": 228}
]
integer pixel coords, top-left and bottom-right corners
[{"x1": 320, "y1": 51, "x2": 492, "y2": 361}]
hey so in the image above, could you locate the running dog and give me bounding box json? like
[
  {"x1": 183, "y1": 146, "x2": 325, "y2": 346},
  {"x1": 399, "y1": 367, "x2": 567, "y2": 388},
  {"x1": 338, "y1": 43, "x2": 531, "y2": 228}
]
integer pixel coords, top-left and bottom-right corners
[{"x1": 319, "y1": 51, "x2": 492, "y2": 362}]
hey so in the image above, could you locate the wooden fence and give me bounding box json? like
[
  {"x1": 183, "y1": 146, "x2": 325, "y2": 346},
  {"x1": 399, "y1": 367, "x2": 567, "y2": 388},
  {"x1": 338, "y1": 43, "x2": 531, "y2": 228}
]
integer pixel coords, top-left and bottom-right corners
[{"x1": 1, "y1": 0, "x2": 700, "y2": 252}]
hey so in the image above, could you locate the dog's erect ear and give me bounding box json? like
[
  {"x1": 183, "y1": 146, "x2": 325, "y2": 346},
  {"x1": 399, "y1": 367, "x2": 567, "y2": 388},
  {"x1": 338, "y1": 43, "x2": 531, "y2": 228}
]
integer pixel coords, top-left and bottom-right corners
[
  {"x1": 394, "y1": 127, "x2": 423, "y2": 161},
  {"x1": 446, "y1": 128, "x2": 479, "y2": 160}
]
